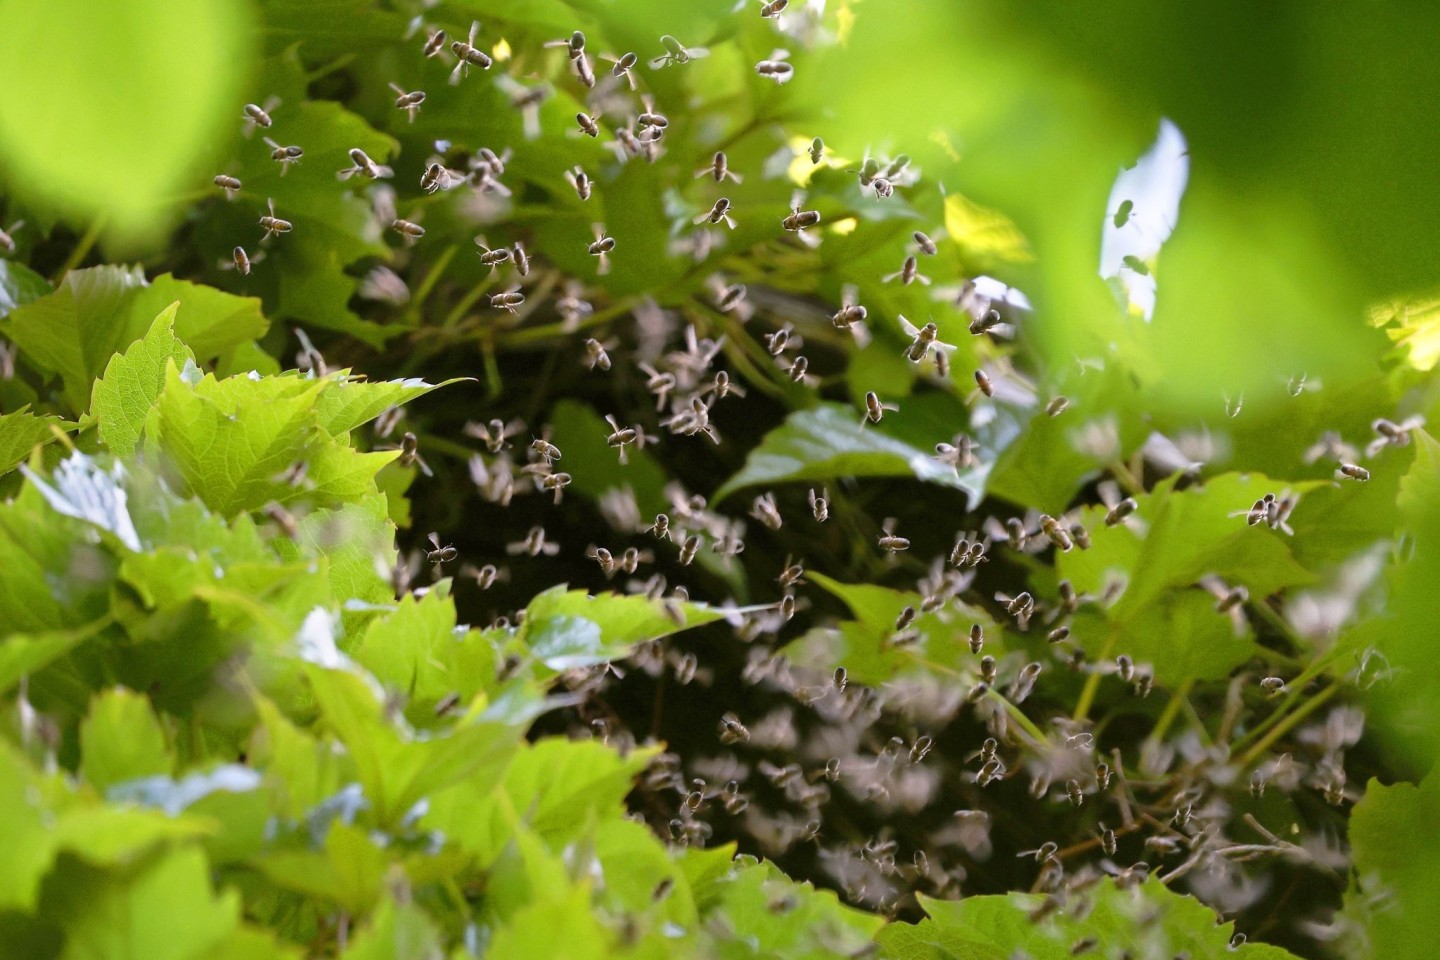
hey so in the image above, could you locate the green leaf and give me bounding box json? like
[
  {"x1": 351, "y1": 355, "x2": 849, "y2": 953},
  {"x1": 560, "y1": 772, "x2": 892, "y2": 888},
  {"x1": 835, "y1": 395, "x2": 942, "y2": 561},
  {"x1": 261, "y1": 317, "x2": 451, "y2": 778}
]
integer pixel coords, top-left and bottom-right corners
[
  {"x1": 520, "y1": 585, "x2": 725, "y2": 672},
  {"x1": 0, "y1": 406, "x2": 68, "y2": 476},
  {"x1": 252, "y1": 822, "x2": 387, "y2": 913},
  {"x1": 714, "y1": 402, "x2": 981, "y2": 504},
  {"x1": 339, "y1": 893, "x2": 444, "y2": 960},
  {"x1": 0, "y1": 259, "x2": 51, "y2": 318},
  {"x1": 79, "y1": 687, "x2": 172, "y2": 792},
  {"x1": 0, "y1": 265, "x2": 148, "y2": 413},
  {"x1": 549, "y1": 398, "x2": 672, "y2": 516},
  {"x1": 1397, "y1": 429, "x2": 1440, "y2": 518},
  {"x1": 313, "y1": 374, "x2": 470, "y2": 437},
  {"x1": 1343, "y1": 770, "x2": 1440, "y2": 959},
  {"x1": 0, "y1": 743, "x2": 58, "y2": 911},
  {"x1": 0, "y1": 0, "x2": 253, "y2": 239},
  {"x1": 350, "y1": 591, "x2": 495, "y2": 712},
  {"x1": 51, "y1": 805, "x2": 217, "y2": 867},
  {"x1": 0, "y1": 617, "x2": 110, "y2": 694},
  {"x1": 144, "y1": 361, "x2": 324, "y2": 517},
  {"x1": 127, "y1": 274, "x2": 270, "y2": 361},
  {"x1": 880, "y1": 878, "x2": 1298, "y2": 960},
  {"x1": 90, "y1": 303, "x2": 197, "y2": 458},
  {"x1": 485, "y1": 881, "x2": 612, "y2": 960}
]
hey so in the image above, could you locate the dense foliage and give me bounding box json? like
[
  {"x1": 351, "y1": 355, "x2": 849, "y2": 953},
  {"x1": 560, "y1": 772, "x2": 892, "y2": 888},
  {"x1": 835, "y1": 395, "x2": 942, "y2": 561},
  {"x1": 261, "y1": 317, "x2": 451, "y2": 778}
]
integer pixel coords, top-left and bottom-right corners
[{"x1": 1, "y1": 1, "x2": 1438, "y2": 959}]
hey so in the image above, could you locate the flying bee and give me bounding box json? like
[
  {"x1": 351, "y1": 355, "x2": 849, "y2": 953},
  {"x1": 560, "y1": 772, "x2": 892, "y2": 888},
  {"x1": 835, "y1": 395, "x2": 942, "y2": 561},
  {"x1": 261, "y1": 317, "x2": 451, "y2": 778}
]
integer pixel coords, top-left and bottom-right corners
[
  {"x1": 913, "y1": 230, "x2": 938, "y2": 255},
  {"x1": 968, "y1": 308, "x2": 1006, "y2": 337},
  {"x1": 635, "y1": 95, "x2": 669, "y2": 132},
  {"x1": 1121, "y1": 254, "x2": 1149, "y2": 276},
  {"x1": 1045, "y1": 396, "x2": 1070, "y2": 417},
  {"x1": 574, "y1": 110, "x2": 602, "y2": 138},
  {"x1": 877, "y1": 518, "x2": 910, "y2": 553},
  {"x1": 782, "y1": 192, "x2": 822, "y2": 240},
  {"x1": 894, "y1": 606, "x2": 917, "y2": 631},
  {"x1": 708, "y1": 370, "x2": 747, "y2": 400},
  {"x1": 1066, "y1": 779, "x2": 1085, "y2": 807},
  {"x1": 750, "y1": 492, "x2": 783, "y2": 530},
  {"x1": 883, "y1": 255, "x2": 930, "y2": 286},
  {"x1": 494, "y1": 75, "x2": 550, "y2": 140},
  {"x1": 587, "y1": 545, "x2": 618, "y2": 577},
  {"x1": 933, "y1": 434, "x2": 979, "y2": 472},
  {"x1": 651, "y1": 34, "x2": 709, "y2": 68},
  {"x1": 777, "y1": 557, "x2": 805, "y2": 588},
  {"x1": 490, "y1": 288, "x2": 525, "y2": 313},
  {"x1": 419, "y1": 160, "x2": 464, "y2": 193},
  {"x1": 426, "y1": 532, "x2": 457, "y2": 566},
  {"x1": 1260, "y1": 676, "x2": 1286, "y2": 697},
  {"x1": 474, "y1": 238, "x2": 513, "y2": 273},
  {"x1": 786, "y1": 355, "x2": 812, "y2": 383},
  {"x1": 464, "y1": 418, "x2": 519, "y2": 453},
  {"x1": 241, "y1": 96, "x2": 280, "y2": 137},
  {"x1": 1105, "y1": 496, "x2": 1138, "y2": 527},
  {"x1": 967, "y1": 623, "x2": 984, "y2": 653},
  {"x1": 509, "y1": 526, "x2": 561, "y2": 558},
  {"x1": 974, "y1": 369, "x2": 995, "y2": 398},
  {"x1": 544, "y1": 29, "x2": 587, "y2": 60},
  {"x1": 391, "y1": 217, "x2": 425, "y2": 244},
  {"x1": 1000, "y1": 590, "x2": 1035, "y2": 623},
  {"x1": 1048, "y1": 626, "x2": 1070, "y2": 644},
  {"x1": 421, "y1": 28, "x2": 447, "y2": 57},
  {"x1": 679, "y1": 534, "x2": 702, "y2": 566},
  {"x1": 898, "y1": 315, "x2": 954, "y2": 362},
  {"x1": 861, "y1": 391, "x2": 898, "y2": 426},
  {"x1": 466, "y1": 563, "x2": 502, "y2": 590},
  {"x1": 262, "y1": 137, "x2": 303, "y2": 174},
  {"x1": 449, "y1": 21, "x2": 493, "y2": 82},
  {"x1": 853, "y1": 156, "x2": 882, "y2": 186},
  {"x1": 386, "y1": 82, "x2": 426, "y2": 122},
  {"x1": 763, "y1": 324, "x2": 793, "y2": 356},
  {"x1": 213, "y1": 174, "x2": 241, "y2": 199},
  {"x1": 337, "y1": 147, "x2": 392, "y2": 181},
  {"x1": 1367, "y1": 415, "x2": 1425, "y2": 456},
  {"x1": 382, "y1": 431, "x2": 435, "y2": 478},
  {"x1": 258, "y1": 197, "x2": 292, "y2": 242},
  {"x1": 582, "y1": 338, "x2": 613, "y2": 372},
  {"x1": 694, "y1": 197, "x2": 737, "y2": 229},
  {"x1": 220, "y1": 245, "x2": 262, "y2": 276},
  {"x1": 712, "y1": 277, "x2": 749, "y2": 316},
  {"x1": 696, "y1": 151, "x2": 743, "y2": 184},
  {"x1": 808, "y1": 487, "x2": 829, "y2": 522},
  {"x1": 1115, "y1": 654, "x2": 1135, "y2": 683},
  {"x1": 604, "y1": 414, "x2": 643, "y2": 464},
  {"x1": 809, "y1": 137, "x2": 825, "y2": 164},
  {"x1": 1337, "y1": 462, "x2": 1370, "y2": 481},
  {"x1": 1215, "y1": 583, "x2": 1249, "y2": 613},
  {"x1": 542, "y1": 470, "x2": 574, "y2": 501},
  {"x1": 638, "y1": 362, "x2": 677, "y2": 411},
  {"x1": 719, "y1": 713, "x2": 750, "y2": 744},
  {"x1": 565, "y1": 165, "x2": 592, "y2": 200},
  {"x1": 601, "y1": 51, "x2": 639, "y2": 89},
  {"x1": 755, "y1": 49, "x2": 794, "y2": 83},
  {"x1": 588, "y1": 224, "x2": 615, "y2": 275},
  {"x1": 1039, "y1": 514, "x2": 1073, "y2": 551},
  {"x1": 869, "y1": 176, "x2": 895, "y2": 199},
  {"x1": 909, "y1": 734, "x2": 933, "y2": 764},
  {"x1": 1112, "y1": 199, "x2": 1135, "y2": 228}
]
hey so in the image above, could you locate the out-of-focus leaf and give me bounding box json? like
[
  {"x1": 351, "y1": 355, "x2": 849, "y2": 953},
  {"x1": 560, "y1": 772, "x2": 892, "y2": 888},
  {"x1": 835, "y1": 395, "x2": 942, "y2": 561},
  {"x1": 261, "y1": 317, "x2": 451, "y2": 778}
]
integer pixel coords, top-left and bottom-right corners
[
  {"x1": 0, "y1": 260, "x2": 50, "y2": 317},
  {"x1": 1370, "y1": 294, "x2": 1440, "y2": 371},
  {"x1": 340, "y1": 893, "x2": 444, "y2": 960},
  {"x1": 1343, "y1": 770, "x2": 1440, "y2": 959},
  {"x1": 715, "y1": 403, "x2": 984, "y2": 504},
  {"x1": 520, "y1": 585, "x2": 724, "y2": 672},
  {"x1": 252, "y1": 822, "x2": 387, "y2": 914},
  {"x1": 0, "y1": 0, "x2": 253, "y2": 239},
  {"x1": 0, "y1": 744, "x2": 57, "y2": 911},
  {"x1": 549, "y1": 398, "x2": 671, "y2": 517},
  {"x1": 79, "y1": 687, "x2": 171, "y2": 792},
  {"x1": 943, "y1": 192, "x2": 1034, "y2": 267},
  {"x1": 0, "y1": 617, "x2": 110, "y2": 693},
  {"x1": 0, "y1": 406, "x2": 68, "y2": 476},
  {"x1": 879, "y1": 878, "x2": 1298, "y2": 959},
  {"x1": 90, "y1": 303, "x2": 196, "y2": 458}
]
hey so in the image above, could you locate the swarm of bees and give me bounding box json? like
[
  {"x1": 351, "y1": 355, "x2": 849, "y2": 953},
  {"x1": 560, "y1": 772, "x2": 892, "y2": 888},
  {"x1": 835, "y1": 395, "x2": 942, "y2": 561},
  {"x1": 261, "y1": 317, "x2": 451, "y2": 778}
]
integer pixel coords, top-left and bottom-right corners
[{"x1": 170, "y1": 9, "x2": 1392, "y2": 953}]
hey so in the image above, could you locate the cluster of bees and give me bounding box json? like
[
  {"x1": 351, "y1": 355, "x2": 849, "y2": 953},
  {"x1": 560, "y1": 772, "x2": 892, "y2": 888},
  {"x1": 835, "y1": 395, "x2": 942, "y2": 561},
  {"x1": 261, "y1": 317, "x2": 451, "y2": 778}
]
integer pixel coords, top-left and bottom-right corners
[{"x1": 188, "y1": 4, "x2": 1422, "y2": 951}]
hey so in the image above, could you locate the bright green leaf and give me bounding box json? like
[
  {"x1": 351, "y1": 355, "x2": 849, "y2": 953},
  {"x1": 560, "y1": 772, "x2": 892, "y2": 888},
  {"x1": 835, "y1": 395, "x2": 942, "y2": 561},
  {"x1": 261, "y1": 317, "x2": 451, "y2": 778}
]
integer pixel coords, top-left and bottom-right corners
[{"x1": 90, "y1": 303, "x2": 196, "y2": 458}]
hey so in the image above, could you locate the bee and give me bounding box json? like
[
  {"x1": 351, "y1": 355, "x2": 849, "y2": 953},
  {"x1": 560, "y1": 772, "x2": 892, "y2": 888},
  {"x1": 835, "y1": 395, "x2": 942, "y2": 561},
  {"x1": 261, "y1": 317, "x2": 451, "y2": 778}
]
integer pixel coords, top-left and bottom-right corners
[
  {"x1": 763, "y1": 324, "x2": 793, "y2": 356},
  {"x1": 861, "y1": 391, "x2": 898, "y2": 426},
  {"x1": 1047, "y1": 625, "x2": 1070, "y2": 644},
  {"x1": 581, "y1": 338, "x2": 613, "y2": 372},
  {"x1": 474, "y1": 238, "x2": 513, "y2": 273},
  {"x1": 719, "y1": 713, "x2": 750, "y2": 744},
  {"x1": 651, "y1": 34, "x2": 709, "y2": 68},
  {"x1": 574, "y1": 110, "x2": 602, "y2": 138},
  {"x1": 601, "y1": 51, "x2": 639, "y2": 89},
  {"x1": 869, "y1": 176, "x2": 895, "y2": 199},
  {"x1": 1133, "y1": 669, "x2": 1153, "y2": 698},
  {"x1": 809, "y1": 137, "x2": 825, "y2": 164},
  {"x1": 464, "y1": 418, "x2": 519, "y2": 454},
  {"x1": 508, "y1": 525, "x2": 560, "y2": 557},
  {"x1": 337, "y1": 148, "x2": 392, "y2": 181},
  {"x1": 759, "y1": 0, "x2": 788, "y2": 16},
  {"x1": 495, "y1": 75, "x2": 550, "y2": 140},
  {"x1": 1000, "y1": 590, "x2": 1034, "y2": 621},
  {"x1": 977, "y1": 754, "x2": 1004, "y2": 783},
  {"x1": 883, "y1": 255, "x2": 930, "y2": 286},
  {"x1": 258, "y1": 197, "x2": 292, "y2": 242},
  {"x1": 707, "y1": 370, "x2": 747, "y2": 400},
  {"x1": 572, "y1": 49, "x2": 596, "y2": 87},
  {"x1": 831, "y1": 284, "x2": 870, "y2": 333},
  {"x1": 1112, "y1": 199, "x2": 1134, "y2": 228},
  {"x1": 778, "y1": 557, "x2": 805, "y2": 587},
  {"x1": 1098, "y1": 825, "x2": 1117, "y2": 857},
  {"x1": 1039, "y1": 514, "x2": 1074, "y2": 551},
  {"x1": 1058, "y1": 579, "x2": 1080, "y2": 615},
  {"x1": 449, "y1": 21, "x2": 493, "y2": 82},
  {"x1": 213, "y1": 174, "x2": 241, "y2": 199},
  {"x1": 241, "y1": 96, "x2": 280, "y2": 137},
  {"x1": 604, "y1": 415, "x2": 643, "y2": 464},
  {"x1": 974, "y1": 369, "x2": 995, "y2": 398},
  {"x1": 678, "y1": 534, "x2": 702, "y2": 566},
  {"x1": 385, "y1": 82, "x2": 426, "y2": 123},
  {"x1": 1215, "y1": 584, "x2": 1248, "y2": 612},
  {"x1": 469, "y1": 563, "x2": 502, "y2": 590},
  {"x1": 782, "y1": 196, "x2": 822, "y2": 236},
  {"x1": 530, "y1": 438, "x2": 563, "y2": 464},
  {"x1": 397, "y1": 432, "x2": 435, "y2": 477},
  {"x1": 1045, "y1": 396, "x2": 1070, "y2": 417},
  {"x1": 222, "y1": 245, "x2": 258, "y2": 276},
  {"x1": 967, "y1": 623, "x2": 984, "y2": 653},
  {"x1": 693, "y1": 197, "x2": 737, "y2": 229},
  {"x1": 750, "y1": 492, "x2": 783, "y2": 530},
  {"x1": 808, "y1": 487, "x2": 829, "y2": 522},
  {"x1": 1115, "y1": 654, "x2": 1135, "y2": 683},
  {"x1": 636, "y1": 95, "x2": 669, "y2": 133},
  {"x1": 696, "y1": 151, "x2": 743, "y2": 184},
  {"x1": 877, "y1": 518, "x2": 909, "y2": 553},
  {"x1": 895, "y1": 606, "x2": 916, "y2": 631},
  {"x1": 755, "y1": 49, "x2": 794, "y2": 83},
  {"x1": 1121, "y1": 254, "x2": 1149, "y2": 275},
  {"x1": 1337, "y1": 462, "x2": 1370, "y2": 481},
  {"x1": 565, "y1": 166, "x2": 592, "y2": 200},
  {"x1": 898, "y1": 316, "x2": 954, "y2": 363},
  {"x1": 540, "y1": 471, "x2": 572, "y2": 504},
  {"x1": 1066, "y1": 779, "x2": 1084, "y2": 807},
  {"x1": 786, "y1": 355, "x2": 811, "y2": 383},
  {"x1": 419, "y1": 160, "x2": 464, "y2": 193},
  {"x1": 262, "y1": 137, "x2": 303, "y2": 175},
  {"x1": 712, "y1": 278, "x2": 749, "y2": 315},
  {"x1": 1069, "y1": 523, "x2": 1091, "y2": 550},
  {"x1": 638, "y1": 362, "x2": 677, "y2": 411},
  {"x1": 490, "y1": 288, "x2": 525, "y2": 313},
  {"x1": 426, "y1": 532, "x2": 458, "y2": 565},
  {"x1": 1368, "y1": 415, "x2": 1425, "y2": 456},
  {"x1": 587, "y1": 545, "x2": 618, "y2": 577},
  {"x1": 1260, "y1": 676, "x2": 1286, "y2": 696},
  {"x1": 913, "y1": 230, "x2": 938, "y2": 255},
  {"x1": 933, "y1": 434, "x2": 979, "y2": 472},
  {"x1": 544, "y1": 29, "x2": 587, "y2": 60},
  {"x1": 968, "y1": 308, "x2": 1006, "y2": 336},
  {"x1": 421, "y1": 28, "x2": 447, "y2": 57},
  {"x1": 1105, "y1": 496, "x2": 1138, "y2": 527},
  {"x1": 588, "y1": 224, "x2": 615, "y2": 275}
]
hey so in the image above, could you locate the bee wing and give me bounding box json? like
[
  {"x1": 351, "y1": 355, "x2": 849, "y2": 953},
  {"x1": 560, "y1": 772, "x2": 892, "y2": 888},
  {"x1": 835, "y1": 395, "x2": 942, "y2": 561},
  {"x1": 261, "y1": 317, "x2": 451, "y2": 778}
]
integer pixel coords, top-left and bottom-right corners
[
  {"x1": 683, "y1": 44, "x2": 710, "y2": 60},
  {"x1": 898, "y1": 315, "x2": 921, "y2": 337},
  {"x1": 692, "y1": 210, "x2": 714, "y2": 225},
  {"x1": 649, "y1": 53, "x2": 672, "y2": 68}
]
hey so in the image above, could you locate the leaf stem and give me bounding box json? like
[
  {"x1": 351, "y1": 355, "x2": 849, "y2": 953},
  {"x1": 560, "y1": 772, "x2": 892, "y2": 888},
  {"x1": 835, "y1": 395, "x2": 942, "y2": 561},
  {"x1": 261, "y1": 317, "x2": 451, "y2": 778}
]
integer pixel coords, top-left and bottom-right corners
[
  {"x1": 53, "y1": 216, "x2": 107, "y2": 284},
  {"x1": 1071, "y1": 626, "x2": 1118, "y2": 721},
  {"x1": 1234, "y1": 682, "x2": 1342, "y2": 769}
]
